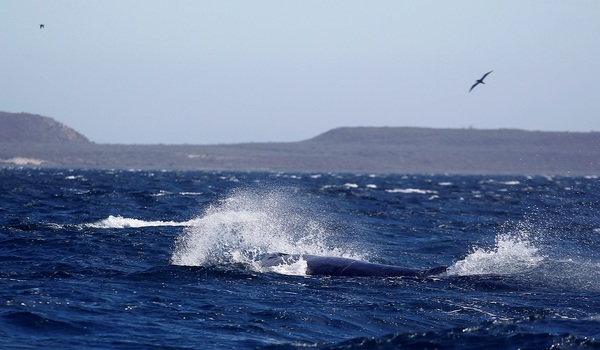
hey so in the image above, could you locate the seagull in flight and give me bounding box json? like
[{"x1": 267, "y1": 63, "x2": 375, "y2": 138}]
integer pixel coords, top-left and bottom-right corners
[
  {"x1": 39, "y1": 24, "x2": 45, "y2": 29},
  {"x1": 469, "y1": 70, "x2": 493, "y2": 92}
]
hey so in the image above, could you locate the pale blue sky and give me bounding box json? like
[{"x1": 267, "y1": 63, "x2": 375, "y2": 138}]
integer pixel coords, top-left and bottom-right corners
[{"x1": 2, "y1": 1, "x2": 599, "y2": 144}]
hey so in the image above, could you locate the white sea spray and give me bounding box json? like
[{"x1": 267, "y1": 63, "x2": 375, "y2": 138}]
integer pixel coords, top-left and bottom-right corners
[
  {"x1": 170, "y1": 188, "x2": 360, "y2": 269},
  {"x1": 447, "y1": 224, "x2": 544, "y2": 276}
]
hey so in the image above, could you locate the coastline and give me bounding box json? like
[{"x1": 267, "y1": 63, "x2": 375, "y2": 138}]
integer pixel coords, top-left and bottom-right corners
[{"x1": 2, "y1": 127, "x2": 599, "y2": 175}]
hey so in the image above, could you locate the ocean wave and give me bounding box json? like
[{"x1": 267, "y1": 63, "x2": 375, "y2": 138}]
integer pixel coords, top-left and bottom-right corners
[
  {"x1": 386, "y1": 188, "x2": 438, "y2": 194},
  {"x1": 446, "y1": 221, "x2": 600, "y2": 292},
  {"x1": 447, "y1": 231, "x2": 544, "y2": 276},
  {"x1": 315, "y1": 317, "x2": 599, "y2": 349},
  {"x1": 85, "y1": 215, "x2": 194, "y2": 229},
  {"x1": 170, "y1": 188, "x2": 361, "y2": 270}
]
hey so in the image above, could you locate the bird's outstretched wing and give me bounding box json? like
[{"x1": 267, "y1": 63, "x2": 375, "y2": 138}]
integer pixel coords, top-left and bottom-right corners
[
  {"x1": 469, "y1": 82, "x2": 479, "y2": 92},
  {"x1": 481, "y1": 70, "x2": 493, "y2": 80}
]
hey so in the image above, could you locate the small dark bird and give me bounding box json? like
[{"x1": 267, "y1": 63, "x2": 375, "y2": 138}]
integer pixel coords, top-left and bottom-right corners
[
  {"x1": 469, "y1": 70, "x2": 493, "y2": 92},
  {"x1": 39, "y1": 24, "x2": 45, "y2": 29}
]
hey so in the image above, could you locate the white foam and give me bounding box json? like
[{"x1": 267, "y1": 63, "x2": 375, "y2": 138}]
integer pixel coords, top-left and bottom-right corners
[
  {"x1": 480, "y1": 179, "x2": 521, "y2": 185},
  {"x1": 445, "y1": 220, "x2": 600, "y2": 291},
  {"x1": 254, "y1": 256, "x2": 309, "y2": 276},
  {"x1": 386, "y1": 188, "x2": 438, "y2": 195},
  {"x1": 86, "y1": 215, "x2": 193, "y2": 229},
  {"x1": 501, "y1": 181, "x2": 520, "y2": 185},
  {"x1": 447, "y1": 231, "x2": 544, "y2": 276},
  {"x1": 170, "y1": 188, "x2": 359, "y2": 268}
]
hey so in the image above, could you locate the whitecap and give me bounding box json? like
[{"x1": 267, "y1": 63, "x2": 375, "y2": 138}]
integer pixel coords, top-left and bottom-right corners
[
  {"x1": 447, "y1": 230, "x2": 544, "y2": 276},
  {"x1": 170, "y1": 188, "x2": 361, "y2": 268},
  {"x1": 502, "y1": 181, "x2": 520, "y2": 185},
  {"x1": 386, "y1": 188, "x2": 438, "y2": 195},
  {"x1": 86, "y1": 215, "x2": 192, "y2": 229}
]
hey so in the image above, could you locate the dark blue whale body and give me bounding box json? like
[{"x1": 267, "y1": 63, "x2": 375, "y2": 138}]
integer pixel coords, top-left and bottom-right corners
[{"x1": 260, "y1": 253, "x2": 448, "y2": 278}]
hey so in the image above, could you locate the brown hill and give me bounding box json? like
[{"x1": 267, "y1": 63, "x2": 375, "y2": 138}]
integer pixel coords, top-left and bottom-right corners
[
  {"x1": 1, "y1": 112, "x2": 599, "y2": 175},
  {"x1": 301, "y1": 127, "x2": 600, "y2": 174},
  {"x1": 0, "y1": 112, "x2": 90, "y2": 143}
]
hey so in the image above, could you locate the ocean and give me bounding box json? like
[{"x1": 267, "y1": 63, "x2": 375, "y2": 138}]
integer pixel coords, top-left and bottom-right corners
[{"x1": 1, "y1": 168, "x2": 599, "y2": 349}]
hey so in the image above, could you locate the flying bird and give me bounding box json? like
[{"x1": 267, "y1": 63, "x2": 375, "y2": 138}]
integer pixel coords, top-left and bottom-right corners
[
  {"x1": 39, "y1": 24, "x2": 45, "y2": 29},
  {"x1": 469, "y1": 70, "x2": 493, "y2": 92}
]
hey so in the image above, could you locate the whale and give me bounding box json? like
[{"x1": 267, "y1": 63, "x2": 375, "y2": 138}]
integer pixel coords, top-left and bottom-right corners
[{"x1": 260, "y1": 253, "x2": 448, "y2": 278}]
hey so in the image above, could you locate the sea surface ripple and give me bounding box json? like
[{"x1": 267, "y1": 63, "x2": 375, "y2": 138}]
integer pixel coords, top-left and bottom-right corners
[{"x1": 1, "y1": 169, "x2": 599, "y2": 349}]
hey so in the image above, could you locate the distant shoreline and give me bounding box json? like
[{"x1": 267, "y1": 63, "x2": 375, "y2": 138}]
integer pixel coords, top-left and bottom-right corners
[
  {"x1": 1, "y1": 112, "x2": 599, "y2": 175},
  {"x1": 2, "y1": 128, "x2": 599, "y2": 175}
]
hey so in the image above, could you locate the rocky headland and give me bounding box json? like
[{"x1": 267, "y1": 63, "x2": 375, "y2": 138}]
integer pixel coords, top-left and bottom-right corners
[{"x1": 1, "y1": 111, "x2": 598, "y2": 175}]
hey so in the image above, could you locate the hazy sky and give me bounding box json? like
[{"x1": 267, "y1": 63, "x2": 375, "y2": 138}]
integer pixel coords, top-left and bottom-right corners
[{"x1": 2, "y1": 1, "x2": 599, "y2": 144}]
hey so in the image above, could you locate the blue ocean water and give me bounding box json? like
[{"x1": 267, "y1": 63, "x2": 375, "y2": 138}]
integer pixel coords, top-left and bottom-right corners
[{"x1": 1, "y1": 168, "x2": 600, "y2": 349}]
